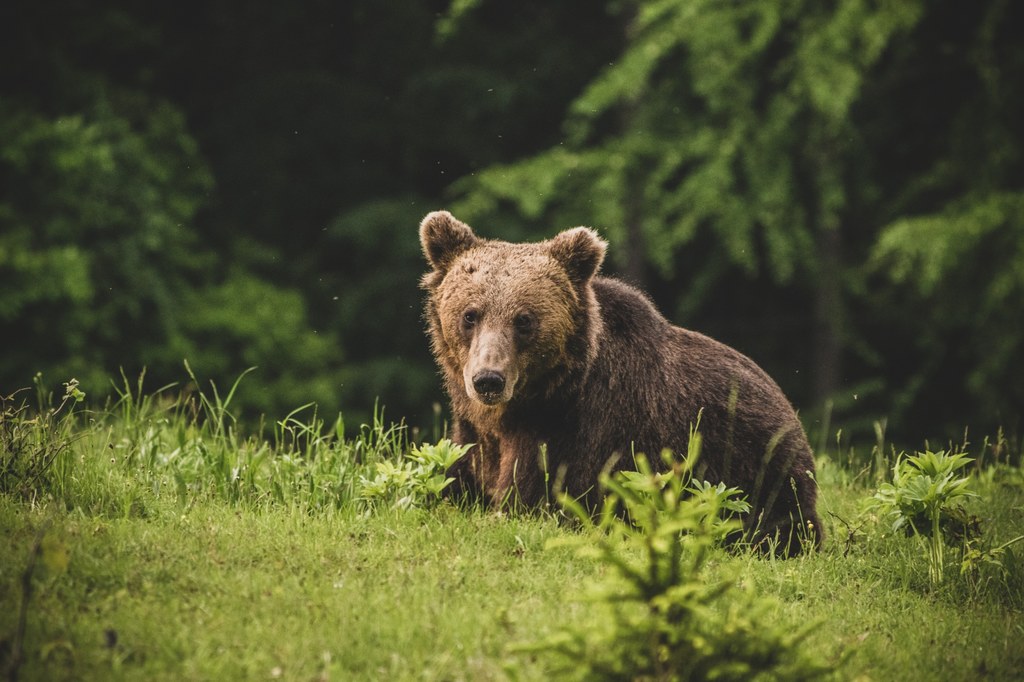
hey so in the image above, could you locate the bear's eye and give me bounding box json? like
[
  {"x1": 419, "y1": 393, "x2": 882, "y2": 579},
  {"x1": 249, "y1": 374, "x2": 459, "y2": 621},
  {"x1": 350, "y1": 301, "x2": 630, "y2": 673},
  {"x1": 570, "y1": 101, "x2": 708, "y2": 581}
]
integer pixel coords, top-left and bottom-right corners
[
  {"x1": 514, "y1": 313, "x2": 535, "y2": 336},
  {"x1": 462, "y1": 309, "x2": 479, "y2": 329}
]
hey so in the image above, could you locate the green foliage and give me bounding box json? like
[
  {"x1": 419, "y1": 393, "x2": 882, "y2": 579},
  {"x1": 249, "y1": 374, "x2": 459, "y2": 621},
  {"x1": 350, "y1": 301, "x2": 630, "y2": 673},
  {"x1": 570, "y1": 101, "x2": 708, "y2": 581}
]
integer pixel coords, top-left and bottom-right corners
[
  {"x1": 871, "y1": 191, "x2": 1024, "y2": 426},
  {"x1": 873, "y1": 192, "x2": 1024, "y2": 297},
  {"x1": 0, "y1": 93, "x2": 345, "y2": 420},
  {"x1": 175, "y1": 272, "x2": 343, "y2": 418},
  {"x1": 0, "y1": 377, "x2": 85, "y2": 501},
  {"x1": 0, "y1": 369, "x2": 418, "y2": 515},
  {"x1": 528, "y1": 441, "x2": 834, "y2": 681},
  {"x1": 868, "y1": 450, "x2": 978, "y2": 584},
  {"x1": 453, "y1": 0, "x2": 924, "y2": 280},
  {"x1": 126, "y1": 373, "x2": 410, "y2": 512},
  {"x1": 0, "y1": 96, "x2": 213, "y2": 394},
  {"x1": 434, "y1": 0, "x2": 483, "y2": 42},
  {"x1": 959, "y1": 532, "x2": 1024, "y2": 605},
  {"x1": 447, "y1": 0, "x2": 1024, "y2": 442},
  {"x1": 319, "y1": 198, "x2": 440, "y2": 426},
  {"x1": 0, "y1": 368, "x2": 466, "y2": 517},
  {"x1": 3, "y1": 0, "x2": 1022, "y2": 443},
  {"x1": 359, "y1": 439, "x2": 471, "y2": 510}
]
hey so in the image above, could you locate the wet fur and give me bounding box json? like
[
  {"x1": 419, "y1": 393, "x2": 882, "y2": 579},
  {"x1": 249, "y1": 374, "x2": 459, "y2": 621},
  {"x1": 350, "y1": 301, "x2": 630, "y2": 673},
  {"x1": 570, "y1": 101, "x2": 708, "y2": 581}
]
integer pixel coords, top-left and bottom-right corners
[{"x1": 420, "y1": 211, "x2": 822, "y2": 555}]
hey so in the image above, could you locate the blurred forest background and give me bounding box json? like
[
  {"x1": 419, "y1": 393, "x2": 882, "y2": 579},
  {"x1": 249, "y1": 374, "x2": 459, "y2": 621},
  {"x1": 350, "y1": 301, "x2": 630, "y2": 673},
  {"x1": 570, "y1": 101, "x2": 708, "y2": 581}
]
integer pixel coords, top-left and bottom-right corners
[{"x1": 1, "y1": 0, "x2": 1021, "y2": 447}]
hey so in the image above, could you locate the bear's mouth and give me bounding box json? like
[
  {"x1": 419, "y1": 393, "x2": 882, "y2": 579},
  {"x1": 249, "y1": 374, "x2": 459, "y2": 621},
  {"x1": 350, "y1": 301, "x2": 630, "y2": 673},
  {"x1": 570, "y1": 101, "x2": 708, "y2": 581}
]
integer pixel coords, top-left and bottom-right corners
[
  {"x1": 475, "y1": 391, "x2": 507, "y2": 406},
  {"x1": 465, "y1": 369, "x2": 516, "y2": 405}
]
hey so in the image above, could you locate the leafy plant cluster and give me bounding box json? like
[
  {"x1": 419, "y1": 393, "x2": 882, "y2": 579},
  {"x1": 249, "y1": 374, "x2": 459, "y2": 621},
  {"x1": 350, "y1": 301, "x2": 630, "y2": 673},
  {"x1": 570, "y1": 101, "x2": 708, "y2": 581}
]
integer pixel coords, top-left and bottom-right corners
[
  {"x1": 358, "y1": 439, "x2": 471, "y2": 510},
  {"x1": 0, "y1": 370, "x2": 468, "y2": 516},
  {"x1": 868, "y1": 449, "x2": 977, "y2": 584},
  {"x1": 863, "y1": 447, "x2": 1024, "y2": 600},
  {"x1": 1, "y1": 376, "x2": 85, "y2": 501},
  {"x1": 528, "y1": 437, "x2": 835, "y2": 681}
]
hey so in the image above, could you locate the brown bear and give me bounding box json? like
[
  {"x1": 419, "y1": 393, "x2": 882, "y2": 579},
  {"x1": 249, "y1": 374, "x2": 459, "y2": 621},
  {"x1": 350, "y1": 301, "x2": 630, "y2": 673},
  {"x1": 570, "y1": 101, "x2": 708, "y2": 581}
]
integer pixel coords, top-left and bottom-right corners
[{"x1": 419, "y1": 210, "x2": 822, "y2": 555}]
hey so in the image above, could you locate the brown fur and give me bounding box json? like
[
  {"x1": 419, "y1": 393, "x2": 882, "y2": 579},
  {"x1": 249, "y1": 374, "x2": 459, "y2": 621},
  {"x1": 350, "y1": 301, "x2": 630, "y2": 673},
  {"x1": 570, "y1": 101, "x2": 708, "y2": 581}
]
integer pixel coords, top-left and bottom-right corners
[{"x1": 420, "y1": 210, "x2": 822, "y2": 555}]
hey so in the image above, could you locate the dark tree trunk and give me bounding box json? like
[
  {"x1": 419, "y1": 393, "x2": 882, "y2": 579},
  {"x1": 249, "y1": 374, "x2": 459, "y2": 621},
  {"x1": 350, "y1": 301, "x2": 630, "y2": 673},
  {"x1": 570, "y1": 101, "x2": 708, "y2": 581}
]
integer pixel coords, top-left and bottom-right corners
[
  {"x1": 812, "y1": 226, "x2": 842, "y2": 407},
  {"x1": 621, "y1": 182, "x2": 647, "y2": 288},
  {"x1": 616, "y1": 5, "x2": 648, "y2": 291}
]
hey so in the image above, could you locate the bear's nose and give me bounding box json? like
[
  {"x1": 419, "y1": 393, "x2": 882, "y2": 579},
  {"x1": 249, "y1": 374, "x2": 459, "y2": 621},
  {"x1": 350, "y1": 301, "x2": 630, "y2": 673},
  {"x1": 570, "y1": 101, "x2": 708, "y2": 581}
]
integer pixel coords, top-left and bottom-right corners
[{"x1": 472, "y1": 371, "x2": 506, "y2": 397}]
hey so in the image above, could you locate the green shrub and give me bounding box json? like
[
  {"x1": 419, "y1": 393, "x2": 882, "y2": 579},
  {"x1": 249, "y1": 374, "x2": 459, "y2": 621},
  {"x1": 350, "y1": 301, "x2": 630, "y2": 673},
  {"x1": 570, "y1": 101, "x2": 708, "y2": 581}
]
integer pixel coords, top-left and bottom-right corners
[
  {"x1": 868, "y1": 449, "x2": 977, "y2": 585},
  {"x1": 524, "y1": 434, "x2": 835, "y2": 681},
  {"x1": 358, "y1": 439, "x2": 471, "y2": 510}
]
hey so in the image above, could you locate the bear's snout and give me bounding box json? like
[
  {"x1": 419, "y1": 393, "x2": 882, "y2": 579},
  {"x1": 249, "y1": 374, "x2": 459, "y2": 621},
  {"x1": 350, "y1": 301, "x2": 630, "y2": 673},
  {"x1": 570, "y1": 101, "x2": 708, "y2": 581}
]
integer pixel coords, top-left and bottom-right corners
[
  {"x1": 472, "y1": 371, "x2": 506, "y2": 402},
  {"x1": 463, "y1": 327, "x2": 518, "y2": 405}
]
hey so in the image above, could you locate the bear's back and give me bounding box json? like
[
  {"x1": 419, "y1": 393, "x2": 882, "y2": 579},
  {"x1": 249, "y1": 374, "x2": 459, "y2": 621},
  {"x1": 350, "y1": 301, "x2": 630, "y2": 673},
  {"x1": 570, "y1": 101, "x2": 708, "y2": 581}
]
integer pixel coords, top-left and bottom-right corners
[
  {"x1": 590, "y1": 275, "x2": 793, "y2": 414},
  {"x1": 587, "y1": 275, "x2": 812, "y2": 483}
]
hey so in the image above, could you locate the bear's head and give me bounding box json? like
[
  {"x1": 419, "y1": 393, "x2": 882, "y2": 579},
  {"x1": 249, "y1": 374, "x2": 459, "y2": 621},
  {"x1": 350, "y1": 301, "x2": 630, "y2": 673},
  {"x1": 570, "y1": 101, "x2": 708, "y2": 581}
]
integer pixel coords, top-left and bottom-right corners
[{"x1": 420, "y1": 210, "x2": 606, "y2": 407}]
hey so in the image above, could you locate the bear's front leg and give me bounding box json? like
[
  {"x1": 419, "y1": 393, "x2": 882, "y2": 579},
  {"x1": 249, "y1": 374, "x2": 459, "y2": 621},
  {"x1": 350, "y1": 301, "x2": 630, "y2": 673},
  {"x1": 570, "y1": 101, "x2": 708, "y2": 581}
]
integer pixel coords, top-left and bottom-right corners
[
  {"x1": 442, "y1": 447, "x2": 481, "y2": 504},
  {"x1": 445, "y1": 422, "x2": 505, "y2": 506},
  {"x1": 494, "y1": 436, "x2": 551, "y2": 511}
]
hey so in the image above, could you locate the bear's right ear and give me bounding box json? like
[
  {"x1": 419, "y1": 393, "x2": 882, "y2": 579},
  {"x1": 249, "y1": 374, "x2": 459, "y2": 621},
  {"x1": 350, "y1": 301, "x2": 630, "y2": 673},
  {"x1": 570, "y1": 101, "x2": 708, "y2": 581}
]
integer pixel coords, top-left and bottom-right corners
[{"x1": 420, "y1": 210, "x2": 479, "y2": 272}]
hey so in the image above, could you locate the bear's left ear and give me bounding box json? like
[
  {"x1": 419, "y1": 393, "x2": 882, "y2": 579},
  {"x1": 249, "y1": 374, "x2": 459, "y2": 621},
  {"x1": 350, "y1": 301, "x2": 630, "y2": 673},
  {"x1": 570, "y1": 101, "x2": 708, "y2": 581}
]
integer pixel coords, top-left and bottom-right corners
[
  {"x1": 419, "y1": 210, "x2": 479, "y2": 272},
  {"x1": 548, "y1": 227, "x2": 607, "y2": 287}
]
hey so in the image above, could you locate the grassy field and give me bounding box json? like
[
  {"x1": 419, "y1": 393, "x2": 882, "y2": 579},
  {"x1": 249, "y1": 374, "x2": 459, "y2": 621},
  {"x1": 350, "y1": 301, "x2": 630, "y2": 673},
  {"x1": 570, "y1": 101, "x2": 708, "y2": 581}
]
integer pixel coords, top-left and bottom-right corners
[{"x1": 2, "y1": 378, "x2": 1023, "y2": 680}]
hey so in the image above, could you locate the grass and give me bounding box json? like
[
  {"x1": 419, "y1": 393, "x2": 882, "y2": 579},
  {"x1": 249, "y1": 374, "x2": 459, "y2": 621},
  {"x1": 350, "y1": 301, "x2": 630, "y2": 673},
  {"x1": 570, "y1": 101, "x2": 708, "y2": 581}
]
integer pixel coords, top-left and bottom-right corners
[
  {"x1": 1, "y1": 374, "x2": 1023, "y2": 680},
  {"x1": 1, "y1": 501, "x2": 590, "y2": 680}
]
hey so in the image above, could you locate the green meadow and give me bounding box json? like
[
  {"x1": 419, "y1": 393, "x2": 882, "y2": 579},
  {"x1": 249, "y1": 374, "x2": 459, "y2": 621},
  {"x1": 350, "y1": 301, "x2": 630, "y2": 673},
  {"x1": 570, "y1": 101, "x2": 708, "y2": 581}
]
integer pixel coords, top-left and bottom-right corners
[{"x1": 2, "y1": 378, "x2": 1022, "y2": 681}]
